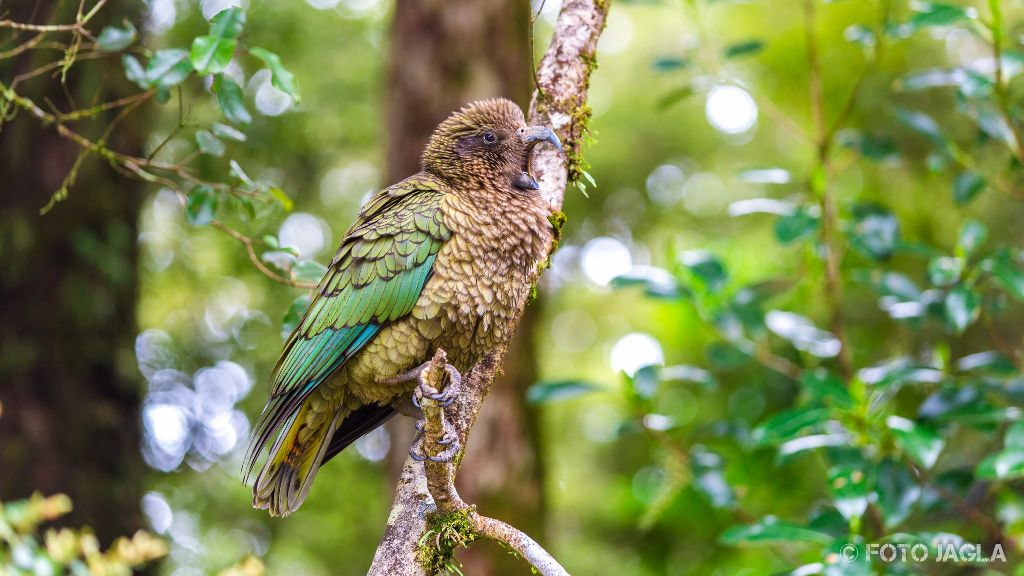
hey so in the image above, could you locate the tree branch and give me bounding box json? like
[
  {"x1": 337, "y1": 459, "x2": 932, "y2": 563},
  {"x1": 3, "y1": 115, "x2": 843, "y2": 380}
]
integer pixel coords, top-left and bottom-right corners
[{"x1": 367, "y1": 1, "x2": 611, "y2": 573}]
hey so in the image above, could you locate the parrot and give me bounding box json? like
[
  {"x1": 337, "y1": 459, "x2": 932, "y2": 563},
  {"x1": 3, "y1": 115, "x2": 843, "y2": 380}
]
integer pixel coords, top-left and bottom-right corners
[{"x1": 244, "y1": 98, "x2": 563, "y2": 517}]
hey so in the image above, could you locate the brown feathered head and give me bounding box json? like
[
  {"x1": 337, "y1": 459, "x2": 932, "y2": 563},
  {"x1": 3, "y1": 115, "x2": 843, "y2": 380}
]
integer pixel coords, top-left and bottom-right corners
[{"x1": 422, "y1": 98, "x2": 562, "y2": 193}]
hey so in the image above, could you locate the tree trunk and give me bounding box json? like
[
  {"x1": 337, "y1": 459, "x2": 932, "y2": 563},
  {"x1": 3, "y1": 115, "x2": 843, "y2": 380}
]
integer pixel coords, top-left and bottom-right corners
[
  {"x1": 384, "y1": 1, "x2": 545, "y2": 572},
  {"x1": 0, "y1": 2, "x2": 146, "y2": 543}
]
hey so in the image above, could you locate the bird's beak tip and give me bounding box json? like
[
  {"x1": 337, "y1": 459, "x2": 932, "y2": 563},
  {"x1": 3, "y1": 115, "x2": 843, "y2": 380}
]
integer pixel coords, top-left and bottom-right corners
[{"x1": 521, "y1": 126, "x2": 563, "y2": 154}]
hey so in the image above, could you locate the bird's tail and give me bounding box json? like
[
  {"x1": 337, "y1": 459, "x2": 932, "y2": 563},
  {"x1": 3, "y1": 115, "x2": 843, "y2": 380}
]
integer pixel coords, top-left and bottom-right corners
[{"x1": 252, "y1": 401, "x2": 342, "y2": 517}]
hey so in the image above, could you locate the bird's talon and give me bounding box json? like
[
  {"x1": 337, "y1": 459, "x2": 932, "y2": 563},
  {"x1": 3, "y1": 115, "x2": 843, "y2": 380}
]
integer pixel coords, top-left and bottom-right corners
[
  {"x1": 436, "y1": 433, "x2": 455, "y2": 446},
  {"x1": 409, "y1": 446, "x2": 427, "y2": 461}
]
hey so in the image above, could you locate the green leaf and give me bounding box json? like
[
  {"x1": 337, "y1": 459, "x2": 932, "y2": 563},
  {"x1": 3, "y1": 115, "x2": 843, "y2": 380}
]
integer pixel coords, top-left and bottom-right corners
[
  {"x1": 752, "y1": 407, "x2": 832, "y2": 447},
  {"x1": 829, "y1": 464, "x2": 870, "y2": 520},
  {"x1": 146, "y1": 49, "x2": 193, "y2": 90},
  {"x1": 691, "y1": 447, "x2": 734, "y2": 509},
  {"x1": 976, "y1": 450, "x2": 1024, "y2": 480},
  {"x1": 765, "y1": 310, "x2": 841, "y2": 358},
  {"x1": 1006, "y1": 422, "x2": 1024, "y2": 450},
  {"x1": 631, "y1": 364, "x2": 660, "y2": 399},
  {"x1": 229, "y1": 159, "x2": 254, "y2": 185},
  {"x1": 213, "y1": 75, "x2": 251, "y2": 126},
  {"x1": 801, "y1": 369, "x2": 853, "y2": 408},
  {"x1": 944, "y1": 285, "x2": 978, "y2": 333},
  {"x1": 96, "y1": 20, "x2": 136, "y2": 52},
  {"x1": 953, "y1": 171, "x2": 985, "y2": 205},
  {"x1": 927, "y1": 256, "x2": 963, "y2": 287},
  {"x1": 956, "y1": 219, "x2": 986, "y2": 256},
  {"x1": 189, "y1": 5, "x2": 244, "y2": 76},
  {"x1": 706, "y1": 341, "x2": 752, "y2": 369},
  {"x1": 723, "y1": 40, "x2": 764, "y2": 59},
  {"x1": 894, "y1": 108, "x2": 945, "y2": 147},
  {"x1": 611, "y1": 268, "x2": 688, "y2": 299},
  {"x1": 660, "y1": 364, "x2": 717, "y2": 391},
  {"x1": 909, "y1": 2, "x2": 974, "y2": 29},
  {"x1": 887, "y1": 416, "x2": 944, "y2": 468},
  {"x1": 837, "y1": 130, "x2": 899, "y2": 161},
  {"x1": 719, "y1": 517, "x2": 833, "y2": 546},
  {"x1": 652, "y1": 56, "x2": 689, "y2": 71},
  {"x1": 195, "y1": 129, "x2": 225, "y2": 157},
  {"x1": 988, "y1": 254, "x2": 1024, "y2": 300},
  {"x1": 262, "y1": 235, "x2": 281, "y2": 249},
  {"x1": 234, "y1": 195, "x2": 256, "y2": 220},
  {"x1": 853, "y1": 270, "x2": 921, "y2": 300},
  {"x1": 212, "y1": 122, "x2": 247, "y2": 142},
  {"x1": 656, "y1": 85, "x2": 694, "y2": 110},
  {"x1": 209, "y1": 7, "x2": 246, "y2": 38},
  {"x1": 526, "y1": 380, "x2": 601, "y2": 404},
  {"x1": 185, "y1": 185, "x2": 218, "y2": 226},
  {"x1": 281, "y1": 294, "x2": 311, "y2": 339},
  {"x1": 268, "y1": 187, "x2": 293, "y2": 212},
  {"x1": 875, "y1": 459, "x2": 921, "y2": 528},
  {"x1": 249, "y1": 47, "x2": 300, "y2": 101},
  {"x1": 955, "y1": 351, "x2": 1016, "y2": 374},
  {"x1": 190, "y1": 35, "x2": 236, "y2": 75},
  {"x1": 849, "y1": 204, "x2": 900, "y2": 260},
  {"x1": 291, "y1": 260, "x2": 327, "y2": 283},
  {"x1": 122, "y1": 54, "x2": 148, "y2": 89},
  {"x1": 774, "y1": 206, "x2": 819, "y2": 244},
  {"x1": 682, "y1": 251, "x2": 728, "y2": 292}
]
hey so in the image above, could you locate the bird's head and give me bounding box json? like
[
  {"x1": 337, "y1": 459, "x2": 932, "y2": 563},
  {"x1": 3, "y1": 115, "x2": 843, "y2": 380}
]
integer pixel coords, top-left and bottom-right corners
[{"x1": 422, "y1": 98, "x2": 562, "y2": 193}]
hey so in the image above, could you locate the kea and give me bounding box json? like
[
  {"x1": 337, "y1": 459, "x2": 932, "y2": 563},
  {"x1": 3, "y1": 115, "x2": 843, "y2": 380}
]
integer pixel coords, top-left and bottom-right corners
[{"x1": 244, "y1": 98, "x2": 562, "y2": 516}]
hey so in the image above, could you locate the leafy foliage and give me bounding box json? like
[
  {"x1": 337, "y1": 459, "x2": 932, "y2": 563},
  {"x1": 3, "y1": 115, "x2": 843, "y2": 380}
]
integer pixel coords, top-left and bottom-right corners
[{"x1": 0, "y1": 493, "x2": 167, "y2": 575}]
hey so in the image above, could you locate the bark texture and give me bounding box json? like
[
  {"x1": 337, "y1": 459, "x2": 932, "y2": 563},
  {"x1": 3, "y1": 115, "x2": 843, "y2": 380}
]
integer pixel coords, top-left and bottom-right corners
[
  {"x1": 369, "y1": 0, "x2": 610, "y2": 573},
  {"x1": 385, "y1": 2, "x2": 545, "y2": 574},
  {"x1": 0, "y1": 1, "x2": 146, "y2": 543}
]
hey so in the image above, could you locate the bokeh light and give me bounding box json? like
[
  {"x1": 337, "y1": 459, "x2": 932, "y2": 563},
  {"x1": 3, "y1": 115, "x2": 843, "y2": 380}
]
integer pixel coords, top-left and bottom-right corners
[
  {"x1": 705, "y1": 84, "x2": 758, "y2": 135},
  {"x1": 609, "y1": 332, "x2": 664, "y2": 376}
]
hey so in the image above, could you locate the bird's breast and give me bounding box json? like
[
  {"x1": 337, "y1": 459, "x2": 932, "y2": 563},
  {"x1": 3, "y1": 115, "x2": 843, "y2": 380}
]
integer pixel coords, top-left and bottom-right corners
[{"x1": 409, "y1": 191, "x2": 553, "y2": 367}]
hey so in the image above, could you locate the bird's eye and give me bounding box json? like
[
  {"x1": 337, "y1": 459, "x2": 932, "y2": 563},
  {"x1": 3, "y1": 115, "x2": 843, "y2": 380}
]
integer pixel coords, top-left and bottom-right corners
[{"x1": 482, "y1": 132, "x2": 497, "y2": 144}]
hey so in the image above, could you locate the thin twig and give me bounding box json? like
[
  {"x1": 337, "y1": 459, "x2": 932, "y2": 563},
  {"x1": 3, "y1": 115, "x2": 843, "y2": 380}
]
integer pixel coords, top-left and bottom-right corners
[
  {"x1": 0, "y1": 79, "x2": 307, "y2": 288},
  {"x1": 988, "y1": 0, "x2": 1024, "y2": 163},
  {"x1": 0, "y1": 32, "x2": 46, "y2": 59},
  {"x1": 804, "y1": 0, "x2": 853, "y2": 380},
  {"x1": 211, "y1": 221, "x2": 317, "y2": 290}
]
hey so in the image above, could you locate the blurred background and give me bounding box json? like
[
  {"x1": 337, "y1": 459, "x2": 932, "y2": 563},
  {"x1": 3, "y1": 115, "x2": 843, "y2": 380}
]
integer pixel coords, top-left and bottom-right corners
[{"x1": 2, "y1": 0, "x2": 1024, "y2": 574}]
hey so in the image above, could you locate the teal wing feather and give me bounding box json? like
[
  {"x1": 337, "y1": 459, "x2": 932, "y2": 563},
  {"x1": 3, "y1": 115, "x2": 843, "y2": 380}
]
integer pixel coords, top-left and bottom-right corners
[{"x1": 244, "y1": 173, "x2": 451, "y2": 479}]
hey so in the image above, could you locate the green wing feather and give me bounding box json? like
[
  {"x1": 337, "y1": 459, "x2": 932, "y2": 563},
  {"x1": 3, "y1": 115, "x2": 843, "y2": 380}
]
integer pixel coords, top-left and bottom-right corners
[{"x1": 244, "y1": 173, "x2": 451, "y2": 479}]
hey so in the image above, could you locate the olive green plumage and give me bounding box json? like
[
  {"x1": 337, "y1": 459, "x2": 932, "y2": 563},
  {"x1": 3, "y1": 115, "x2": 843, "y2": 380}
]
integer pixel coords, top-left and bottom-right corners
[{"x1": 245, "y1": 98, "x2": 558, "y2": 517}]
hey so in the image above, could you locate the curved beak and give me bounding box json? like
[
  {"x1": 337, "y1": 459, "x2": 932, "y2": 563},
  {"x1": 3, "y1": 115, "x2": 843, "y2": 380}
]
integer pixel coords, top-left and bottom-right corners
[{"x1": 519, "y1": 126, "x2": 563, "y2": 153}]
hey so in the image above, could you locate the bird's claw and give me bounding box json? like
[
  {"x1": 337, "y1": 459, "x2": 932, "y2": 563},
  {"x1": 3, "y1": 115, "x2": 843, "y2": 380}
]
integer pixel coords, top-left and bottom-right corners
[
  {"x1": 406, "y1": 357, "x2": 463, "y2": 463},
  {"x1": 408, "y1": 433, "x2": 460, "y2": 463},
  {"x1": 411, "y1": 362, "x2": 462, "y2": 410}
]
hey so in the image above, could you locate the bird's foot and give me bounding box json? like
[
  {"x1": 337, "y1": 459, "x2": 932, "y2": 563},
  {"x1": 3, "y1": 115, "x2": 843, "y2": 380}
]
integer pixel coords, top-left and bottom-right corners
[
  {"x1": 408, "y1": 359, "x2": 462, "y2": 462},
  {"x1": 409, "y1": 430, "x2": 460, "y2": 462},
  {"x1": 412, "y1": 362, "x2": 462, "y2": 409}
]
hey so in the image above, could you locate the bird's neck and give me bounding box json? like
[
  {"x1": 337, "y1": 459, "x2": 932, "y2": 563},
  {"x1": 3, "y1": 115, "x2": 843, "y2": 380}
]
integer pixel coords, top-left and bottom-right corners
[{"x1": 441, "y1": 184, "x2": 553, "y2": 264}]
